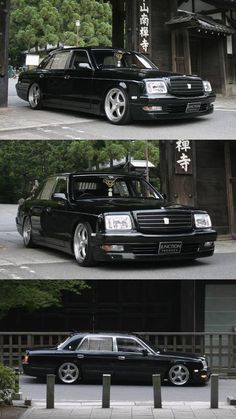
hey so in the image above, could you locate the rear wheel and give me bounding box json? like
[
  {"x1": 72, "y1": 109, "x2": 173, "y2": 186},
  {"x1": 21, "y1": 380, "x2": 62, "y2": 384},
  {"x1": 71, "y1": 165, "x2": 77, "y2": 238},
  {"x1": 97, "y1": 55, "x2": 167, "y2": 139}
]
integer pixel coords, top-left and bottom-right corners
[
  {"x1": 28, "y1": 83, "x2": 43, "y2": 109},
  {"x1": 104, "y1": 87, "x2": 131, "y2": 124},
  {"x1": 57, "y1": 362, "x2": 80, "y2": 384},
  {"x1": 22, "y1": 216, "x2": 34, "y2": 248},
  {"x1": 168, "y1": 364, "x2": 190, "y2": 386},
  {"x1": 73, "y1": 222, "x2": 96, "y2": 267}
]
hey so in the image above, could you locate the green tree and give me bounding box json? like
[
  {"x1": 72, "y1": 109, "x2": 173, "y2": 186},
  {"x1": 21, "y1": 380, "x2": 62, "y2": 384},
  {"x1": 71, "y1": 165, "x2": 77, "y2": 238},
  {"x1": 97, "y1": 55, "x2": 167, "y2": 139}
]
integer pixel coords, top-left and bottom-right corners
[
  {"x1": 0, "y1": 280, "x2": 88, "y2": 319},
  {"x1": 9, "y1": 0, "x2": 112, "y2": 66}
]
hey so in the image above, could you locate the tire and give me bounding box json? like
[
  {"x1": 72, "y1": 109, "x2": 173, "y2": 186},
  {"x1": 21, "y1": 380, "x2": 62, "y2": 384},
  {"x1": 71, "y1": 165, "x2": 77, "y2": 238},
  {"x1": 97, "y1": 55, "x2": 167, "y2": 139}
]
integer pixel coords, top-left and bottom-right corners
[
  {"x1": 28, "y1": 83, "x2": 43, "y2": 109},
  {"x1": 73, "y1": 222, "x2": 96, "y2": 267},
  {"x1": 57, "y1": 362, "x2": 80, "y2": 384},
  {"x1": 168, "y1": 364, "x2": 190, "y2": 386},
  {"x1": 22, "y1": 216, "x2": 34, "y2": 248},
  {"x1": 104, "y1": 87, "x2": 131, "y2": 124}
]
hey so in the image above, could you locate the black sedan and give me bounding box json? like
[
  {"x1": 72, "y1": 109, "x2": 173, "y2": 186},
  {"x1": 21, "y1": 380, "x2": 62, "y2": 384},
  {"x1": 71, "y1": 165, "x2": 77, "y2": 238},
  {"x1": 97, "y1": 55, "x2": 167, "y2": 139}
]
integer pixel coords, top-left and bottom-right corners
[
  {"x1": 16, "y1": 171, "x2": 217, "y2": 267},
  {"x1": 22, "y1": 333, "x2": 210, "y2": 386},
  {"x1": 16, "y1": 47, "x2": 216, "y2": 124}
]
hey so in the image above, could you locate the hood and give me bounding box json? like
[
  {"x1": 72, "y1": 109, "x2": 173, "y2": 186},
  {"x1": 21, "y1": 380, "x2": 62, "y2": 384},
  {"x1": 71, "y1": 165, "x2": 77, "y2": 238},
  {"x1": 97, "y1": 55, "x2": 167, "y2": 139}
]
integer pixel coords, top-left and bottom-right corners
[
  {"x1": 160, "y1": 349, "x2": 204, "y2": 361},
  {"x1": 98, "y1": 67, "x2": 199, "y2": 81},
  {"x1": 71, "y1": 197, "x2": 202, "y2": 214}
]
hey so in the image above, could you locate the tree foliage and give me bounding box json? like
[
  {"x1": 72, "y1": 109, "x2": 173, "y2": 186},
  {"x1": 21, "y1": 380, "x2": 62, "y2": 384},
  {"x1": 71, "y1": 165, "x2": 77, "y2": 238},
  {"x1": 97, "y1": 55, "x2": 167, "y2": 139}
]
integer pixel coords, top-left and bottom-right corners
[
  {"x1": 0, "y1": 140, "x2": 160, "y2": 202},
  {"x1": 9, "y1": 0, "x2": 112, "y2": 66},
  {"x1": 0, "y1": 280, "x2": 88, "y2": 319}
]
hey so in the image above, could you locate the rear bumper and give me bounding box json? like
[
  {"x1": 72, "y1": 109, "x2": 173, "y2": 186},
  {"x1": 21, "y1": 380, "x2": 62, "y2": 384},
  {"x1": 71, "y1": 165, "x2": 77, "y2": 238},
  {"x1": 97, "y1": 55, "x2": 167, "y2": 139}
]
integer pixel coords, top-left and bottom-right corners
[{"x1": 91, "y1": 230, "x2": 217, "y2": 262}]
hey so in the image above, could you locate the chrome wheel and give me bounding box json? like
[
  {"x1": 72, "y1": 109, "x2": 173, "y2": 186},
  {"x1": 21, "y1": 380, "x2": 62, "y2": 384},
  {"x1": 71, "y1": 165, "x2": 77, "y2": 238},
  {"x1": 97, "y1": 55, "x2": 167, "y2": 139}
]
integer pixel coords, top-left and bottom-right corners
[
  {"x1": 104, "y1": 88, "x2": 130, "y2": 124},
  {"x1": 74, "y1": 223, "x2": 88, "y2": 263},
  {"x1": 168, "y1": 364, "x2": 190, "y2": 386},
  {"x1": 28, "y1": 83, "x2": 42, "y2": 109},
  {"x1": 23, "y1": 216, "x2": 33, "y2": 247},
  {"x1": 58, "y1": 362, "x2": 79, "y2": 384}
]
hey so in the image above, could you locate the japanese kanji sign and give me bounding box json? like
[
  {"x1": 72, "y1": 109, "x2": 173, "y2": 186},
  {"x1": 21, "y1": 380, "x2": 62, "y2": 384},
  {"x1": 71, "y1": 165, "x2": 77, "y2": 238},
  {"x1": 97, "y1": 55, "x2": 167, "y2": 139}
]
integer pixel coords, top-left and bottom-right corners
[
  {"x1": 138, "y1": 0, "x2": 151, "y2": 55},
  {"x1": 175, "y1": 140, "x2": 193, "y2": 174}
]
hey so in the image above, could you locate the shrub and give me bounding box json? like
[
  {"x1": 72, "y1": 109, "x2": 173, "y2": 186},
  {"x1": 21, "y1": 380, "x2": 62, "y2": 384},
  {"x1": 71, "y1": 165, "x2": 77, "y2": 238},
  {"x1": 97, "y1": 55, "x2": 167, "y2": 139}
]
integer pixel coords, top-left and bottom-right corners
[{"x1": 0, "y1": 363, "x2": 18, "y2": 404}]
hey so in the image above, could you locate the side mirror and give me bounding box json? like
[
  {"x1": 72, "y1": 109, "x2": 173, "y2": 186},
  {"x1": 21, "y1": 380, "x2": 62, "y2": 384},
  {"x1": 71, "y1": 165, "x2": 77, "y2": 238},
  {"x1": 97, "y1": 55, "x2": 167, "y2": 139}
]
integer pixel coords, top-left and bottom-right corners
[
  {"x1": 161, "y1": 193, "x2": 167, "y2": 200},
  {"x1": 52, "y1": 192, "x2": 67, "y2": 201}
]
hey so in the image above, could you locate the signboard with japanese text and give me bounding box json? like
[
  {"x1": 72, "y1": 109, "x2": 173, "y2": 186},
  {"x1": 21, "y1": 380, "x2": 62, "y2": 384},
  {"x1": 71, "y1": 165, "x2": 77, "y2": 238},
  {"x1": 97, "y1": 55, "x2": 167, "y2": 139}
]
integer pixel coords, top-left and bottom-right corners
[
  {"x1": 138, "y1": 0, "x2": 151, "y2": 55},
  {"x1": 175, "y1": 140, "x2": 193, "y2": 175}
]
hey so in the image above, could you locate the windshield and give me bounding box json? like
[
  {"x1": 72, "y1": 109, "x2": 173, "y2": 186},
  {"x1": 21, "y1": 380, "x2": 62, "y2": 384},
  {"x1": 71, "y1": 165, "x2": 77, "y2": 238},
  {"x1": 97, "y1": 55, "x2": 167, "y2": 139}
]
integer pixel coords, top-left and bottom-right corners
[
  {"x1": 92, "y1": 50, "x2": 157, "y2": 70},
  {"x1": 72, "y1": 175, "x2": 161, "y2": 200}
]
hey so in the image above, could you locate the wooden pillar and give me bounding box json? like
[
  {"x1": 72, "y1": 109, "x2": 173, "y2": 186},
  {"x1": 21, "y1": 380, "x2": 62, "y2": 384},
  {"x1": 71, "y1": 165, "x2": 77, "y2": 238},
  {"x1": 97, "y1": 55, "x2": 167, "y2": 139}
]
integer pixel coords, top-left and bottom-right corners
[
  {"x1": 0, "y1": 0, "x2": 10, "y2": 108},
  {"x1": 180, "y1": 281, "x2": 205, "y2": 333},
  {"x1": 112, "y1": 0, "x2": 125, "y2": 48},
  {"x1": 224, "y1": 141, "x2": 235, "y2": 237},
  {"x1": 160, "y1": 140, "x2": 197, "y2": 207},
  {"x1": 125, "y1": 0, "x2": 138, "y2": 50}
]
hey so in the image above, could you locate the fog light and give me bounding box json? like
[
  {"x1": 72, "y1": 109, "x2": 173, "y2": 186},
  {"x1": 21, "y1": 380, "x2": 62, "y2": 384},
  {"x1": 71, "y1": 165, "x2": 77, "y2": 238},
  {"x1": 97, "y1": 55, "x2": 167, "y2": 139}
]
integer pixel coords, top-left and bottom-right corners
[
  {"x1": 204, "y1": 241, "x2": 213, "y2": 247},
  {"x1": 102, "y1": 244, "x2": 124, "y2": 252},
  {"x1": 143, "y1": 106, "x2": 162, "y2": 112},
  {"x1": 201, "y1": 374, "x2": 208, "y2": 379}
]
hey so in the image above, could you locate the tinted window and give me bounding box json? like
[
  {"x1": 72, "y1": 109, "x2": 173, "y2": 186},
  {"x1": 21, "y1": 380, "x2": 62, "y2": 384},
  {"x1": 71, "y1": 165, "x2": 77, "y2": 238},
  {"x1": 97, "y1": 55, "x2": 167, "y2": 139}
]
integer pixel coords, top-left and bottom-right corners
[
  {"x1": 43, "y1": 51, "x2": 70, "y2": 70},
  {"x1": 92, "y1": 50, "x2": 156, "y2": 69},
  {"x1": 39, "y1": 178, "x2": 56, "y2": 200},
  {"x1": 70, "y1": 51, "x2": 91, "y2": 69},
  {"x1": 54, "y1": 178, "x2": 67, "y2": 194},
  {"x1": 72, "y1": 176, "x2": 160, "y2": 199},
  {"x1": 62, "y1": 337, "x2": 83, "y2": 351},
  {"x1": 78, "y1": 337, "x2": 113, "y2": 351},
  {"x1": 116, "y1": 338, "x2": 145, "y2": 353}
]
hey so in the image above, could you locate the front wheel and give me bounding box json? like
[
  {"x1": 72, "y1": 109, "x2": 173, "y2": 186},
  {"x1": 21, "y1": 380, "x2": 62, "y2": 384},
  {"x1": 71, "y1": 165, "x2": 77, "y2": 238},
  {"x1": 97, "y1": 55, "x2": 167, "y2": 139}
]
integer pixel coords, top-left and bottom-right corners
[
  {"x1": 73, "y1": 222, "x2": 96, "y2": 267},
  {"x1": 22, "y1": 216, "x2": 34, "y2": 248},
  {"x1": 104, "y1": 87, "x2": 131, "y2": 124},
  {"x1": 168, "y1": 364, "x2": 190, "y2": 386},
  {"x1": 57, "y1": 362, "x2": 80, "y2": 384},
  {"x1": 28, "y1": 83, "x2": 43, "y2": 109}
]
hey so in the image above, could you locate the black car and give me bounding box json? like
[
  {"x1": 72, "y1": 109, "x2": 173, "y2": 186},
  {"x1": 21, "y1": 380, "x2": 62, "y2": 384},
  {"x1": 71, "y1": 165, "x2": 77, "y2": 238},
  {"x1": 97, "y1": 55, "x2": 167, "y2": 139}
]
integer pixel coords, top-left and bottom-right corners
[
  {"x1": 16, "y1": 171, "x2": 217, "y2": 267},
  {"x1": 22, "y1": 332, "x2": 210, "y2": 386},
  {"x1": 16, "y1": 47, "x2": 216, "y2": 125}
]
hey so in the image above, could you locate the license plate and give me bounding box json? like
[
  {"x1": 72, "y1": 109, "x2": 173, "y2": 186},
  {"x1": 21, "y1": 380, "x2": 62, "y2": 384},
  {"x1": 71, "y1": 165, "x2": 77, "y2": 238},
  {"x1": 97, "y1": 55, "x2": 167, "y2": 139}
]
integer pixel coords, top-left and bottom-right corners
[
  {"x1": 186, "y1": 102, "x2": 201, "y2": 113},
  {"x1": 158, "y1": 241, "x2": 182, "y2": 255}
]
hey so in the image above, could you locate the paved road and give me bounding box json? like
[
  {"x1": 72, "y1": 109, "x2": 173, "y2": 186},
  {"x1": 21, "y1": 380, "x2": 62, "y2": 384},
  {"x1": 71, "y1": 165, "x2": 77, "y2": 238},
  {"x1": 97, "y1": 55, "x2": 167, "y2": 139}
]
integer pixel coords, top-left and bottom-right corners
[
  {"x1": 0, "y1": 79, "x2": 235, "y2": 139},
  {"x1": 0, "y1": 204, "x2": 236, "y2": 280},
  {"x1": 19, "y1": 375, "x2": 236, "y2": 403}
]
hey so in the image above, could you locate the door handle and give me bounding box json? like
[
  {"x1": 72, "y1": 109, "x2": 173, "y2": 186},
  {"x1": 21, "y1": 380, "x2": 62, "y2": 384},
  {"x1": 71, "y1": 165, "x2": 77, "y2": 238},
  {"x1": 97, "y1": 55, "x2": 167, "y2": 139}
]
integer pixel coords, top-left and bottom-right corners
[
  {"x1": 64, "y1": 75, "x2": 70, "y2": 80},
  {"x1": 77, "y1": 354, "x2": 84, "y2": 359},
  {"x1": 118, "y1": 356, "x2": 125, "y2": 360},
  {"x1": 46, "y1": 207, "x2": 52, "y2": 214}
]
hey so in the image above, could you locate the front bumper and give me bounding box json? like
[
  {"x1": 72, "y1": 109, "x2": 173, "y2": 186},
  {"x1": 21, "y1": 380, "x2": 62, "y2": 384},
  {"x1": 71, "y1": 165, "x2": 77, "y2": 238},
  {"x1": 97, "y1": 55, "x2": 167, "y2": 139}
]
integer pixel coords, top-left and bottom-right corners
[
  {"x1": 192, "y1": 367, "x2": 211, "y2": 384},
  {"x1": 130, "y1": 93, "x2": 216, "y2": 120},
  {"x1": 91, "y1": 230, "x2": 217, "y2": 262}
]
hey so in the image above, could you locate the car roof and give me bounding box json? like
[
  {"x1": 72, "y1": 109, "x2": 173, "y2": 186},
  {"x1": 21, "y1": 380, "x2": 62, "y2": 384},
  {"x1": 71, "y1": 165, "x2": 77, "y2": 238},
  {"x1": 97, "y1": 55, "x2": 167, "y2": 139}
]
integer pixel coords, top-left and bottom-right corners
[
  {"x1": 69, "y1": 332, "x2": 138, "y2": 339},
  {"x1": 49, "y1": 171, "x2": 144, "y2": 178},
  {"x1": 49, "y1": 46, "x2": 134, "y2": 54}
]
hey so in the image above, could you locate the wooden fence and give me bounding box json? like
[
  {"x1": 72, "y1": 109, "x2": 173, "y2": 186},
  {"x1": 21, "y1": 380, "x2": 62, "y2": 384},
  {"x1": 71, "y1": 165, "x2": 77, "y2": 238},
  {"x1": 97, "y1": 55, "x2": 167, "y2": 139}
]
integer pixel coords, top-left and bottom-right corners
[{"x1": 1, "y1": 332, "x2": 236, "y2": 375}]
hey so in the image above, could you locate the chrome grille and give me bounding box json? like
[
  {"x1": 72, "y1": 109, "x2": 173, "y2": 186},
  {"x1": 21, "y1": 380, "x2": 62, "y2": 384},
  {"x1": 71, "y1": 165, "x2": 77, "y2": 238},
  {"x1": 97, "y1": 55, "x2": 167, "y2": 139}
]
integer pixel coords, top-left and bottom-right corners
[
  {"x1": 136, "y1": 212, "x2": 193, "y2": 233},
  {"x1": 170, "y1": 78, "x2": 204, "y2": 97}
]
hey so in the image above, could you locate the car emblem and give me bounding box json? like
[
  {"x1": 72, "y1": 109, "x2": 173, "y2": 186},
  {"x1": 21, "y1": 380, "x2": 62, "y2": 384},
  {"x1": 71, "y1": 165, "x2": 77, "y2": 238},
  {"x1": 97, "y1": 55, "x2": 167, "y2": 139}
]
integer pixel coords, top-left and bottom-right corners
[
  {"x1": 163, "y1": 217, "x2": 170, "y2": 225},
  {"x1": 187, "y1": 83, "x2": 192, "y2": 89}
]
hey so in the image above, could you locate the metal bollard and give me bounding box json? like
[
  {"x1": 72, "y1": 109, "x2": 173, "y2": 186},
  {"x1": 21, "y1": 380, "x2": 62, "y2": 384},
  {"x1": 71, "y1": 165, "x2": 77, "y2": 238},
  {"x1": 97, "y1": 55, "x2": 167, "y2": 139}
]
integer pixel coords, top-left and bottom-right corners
[
  {"x1": 210, "y1": 374, "x2": 219, "y2": 409},
  {"x1": 102, "y1": 374, "x2": 111, "y2": 408},
  {"x1": 46, "y1": 374, "x2": 55, "y2": 409},
  {"x1": 152, "y1": 374, "x2": 162, "y2": 408}
]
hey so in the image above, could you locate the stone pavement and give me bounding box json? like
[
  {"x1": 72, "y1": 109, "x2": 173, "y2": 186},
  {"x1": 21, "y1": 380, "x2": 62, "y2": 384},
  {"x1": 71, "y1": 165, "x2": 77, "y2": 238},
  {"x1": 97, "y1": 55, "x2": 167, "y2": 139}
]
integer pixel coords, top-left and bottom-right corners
[{"x1": 19, "y1": 402, "x2": 236, "y2": 419}]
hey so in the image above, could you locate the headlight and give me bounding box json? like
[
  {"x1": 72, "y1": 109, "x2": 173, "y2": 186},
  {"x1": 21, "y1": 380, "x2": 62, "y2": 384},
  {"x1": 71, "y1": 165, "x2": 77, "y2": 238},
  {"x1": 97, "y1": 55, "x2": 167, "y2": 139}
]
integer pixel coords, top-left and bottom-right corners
[
  {"x1": 105, "y1": 214, "x2": 132, "y2": 230},
  {"x1": 145, "y1": 80, "x2": 167, "y2": 94},
  {"x1": 194, "y1": 213, "x2": 212, "y2": 229},
  {"x1": 201, "y1": 358, "x2": 208, "y2": 369},
  {"x1": 203, "y1": 81, "x2": 212, "y2": 92}
]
